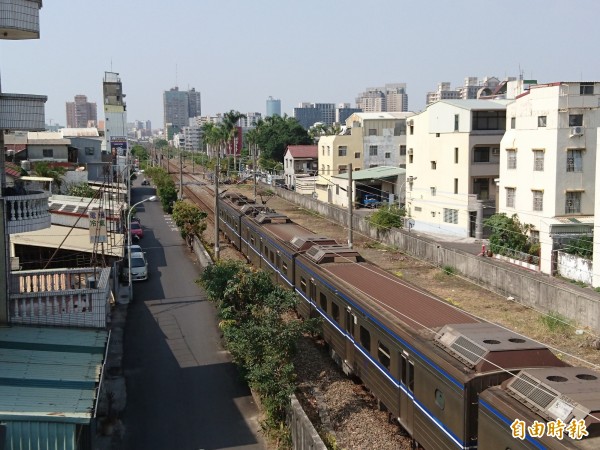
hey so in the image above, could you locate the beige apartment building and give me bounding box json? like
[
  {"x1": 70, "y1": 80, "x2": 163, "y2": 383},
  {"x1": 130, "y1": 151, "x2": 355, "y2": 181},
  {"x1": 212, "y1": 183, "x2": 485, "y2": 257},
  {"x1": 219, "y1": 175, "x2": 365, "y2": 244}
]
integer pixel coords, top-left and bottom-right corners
[
  {"x1": 499, "y1": 82, "x2": 600, "y2": 276},
  {"x1": 406, "y1": 99, "x2": 510, "y2": 238},
  {"x1": 315, "y1": 112, "x2": 411, "y2": 204}
]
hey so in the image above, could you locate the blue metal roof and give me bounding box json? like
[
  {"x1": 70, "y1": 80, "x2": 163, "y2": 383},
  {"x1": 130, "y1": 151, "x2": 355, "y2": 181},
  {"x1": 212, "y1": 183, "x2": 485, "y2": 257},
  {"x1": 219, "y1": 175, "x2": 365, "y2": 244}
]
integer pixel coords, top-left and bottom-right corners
[{"x1": 0, "y1": 326, "x2": 108, "y2": 424}]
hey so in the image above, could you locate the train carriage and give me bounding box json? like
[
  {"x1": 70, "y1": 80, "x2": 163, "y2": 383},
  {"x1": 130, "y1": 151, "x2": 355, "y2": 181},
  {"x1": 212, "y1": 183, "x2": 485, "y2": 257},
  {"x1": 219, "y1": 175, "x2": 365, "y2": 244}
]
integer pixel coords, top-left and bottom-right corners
[{"x1": 478, "y1": 367, "x2": 600, "y2": 449}]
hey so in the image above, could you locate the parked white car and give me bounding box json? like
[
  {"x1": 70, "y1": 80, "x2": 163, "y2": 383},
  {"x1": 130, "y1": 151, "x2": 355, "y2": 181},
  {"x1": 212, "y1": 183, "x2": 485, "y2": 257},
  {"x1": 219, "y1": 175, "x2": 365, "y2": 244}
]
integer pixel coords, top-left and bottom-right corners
[{"x1": 122, "y1": 252, "x2": 148, "y2": 281}]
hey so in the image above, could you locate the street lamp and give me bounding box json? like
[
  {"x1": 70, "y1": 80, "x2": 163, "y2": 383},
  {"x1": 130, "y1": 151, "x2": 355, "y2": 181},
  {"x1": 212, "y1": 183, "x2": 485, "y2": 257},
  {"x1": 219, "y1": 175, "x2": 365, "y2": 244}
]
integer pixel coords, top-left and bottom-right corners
[{"x1": 127, "y1": 195, "x2": 156, "y2": 300}]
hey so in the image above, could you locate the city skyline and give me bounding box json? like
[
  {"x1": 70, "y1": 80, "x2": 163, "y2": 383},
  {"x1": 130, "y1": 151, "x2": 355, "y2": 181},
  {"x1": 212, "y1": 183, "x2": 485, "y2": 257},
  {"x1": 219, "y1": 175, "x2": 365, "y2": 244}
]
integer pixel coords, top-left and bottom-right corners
[{"x1": 1, "y1": 0, "x2": 598, "y2": 130}]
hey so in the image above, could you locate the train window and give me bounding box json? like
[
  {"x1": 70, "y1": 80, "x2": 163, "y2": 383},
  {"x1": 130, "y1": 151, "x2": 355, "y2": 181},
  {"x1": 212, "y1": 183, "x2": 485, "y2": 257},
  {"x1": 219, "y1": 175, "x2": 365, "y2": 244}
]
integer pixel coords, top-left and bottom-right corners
[
  {"x1": 360, "y1": 326, "x2": 371, "y2": 351},
  {"x1": 408, "y1": 361, "x2": 415, "y2": 392},
  {"x1": 377, "y1": 342, "x2": 391, "y2": 370},
  {"x1": 331, "y1": 302, "x2": 340, "y2": 323},
  {"x1": 319, "y1": 293, "x2": 327, "y2": 311},
  {"x1": 250, "y1": 236, "x2": 255, "y2": 246},
  {"x1": 282, "y1": 262, "x2": 287, "y2": 276},
  {"x1": 435, "y1": 389, "x2": 445, "y2": 410},
  {"x1": 270, "y1": 250, "x2": 274, "y2": 264},
  {"x1": 300, "y1": 277, "x2": 307, "y2": 293}
]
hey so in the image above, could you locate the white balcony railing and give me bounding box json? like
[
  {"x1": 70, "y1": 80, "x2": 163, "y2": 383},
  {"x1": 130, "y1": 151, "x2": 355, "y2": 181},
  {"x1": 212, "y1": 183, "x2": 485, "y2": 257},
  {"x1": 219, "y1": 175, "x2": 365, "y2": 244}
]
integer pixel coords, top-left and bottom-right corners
[
  {"x1": 4, "y1": 190, "x2": 51, "y2": 234},
  {"x1": 9, "y1": 267, "x2": 111, "y2": 329}
]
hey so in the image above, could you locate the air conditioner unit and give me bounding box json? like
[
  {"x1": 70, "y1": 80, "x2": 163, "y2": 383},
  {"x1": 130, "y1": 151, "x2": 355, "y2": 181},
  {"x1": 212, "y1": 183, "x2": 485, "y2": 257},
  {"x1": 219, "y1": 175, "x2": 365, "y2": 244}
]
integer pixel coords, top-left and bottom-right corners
[
  {"x1": 570, "y1": 126, "x2": 584, "y2": 137},
  {"x1": 491, "y1": 148, "x2": 500, "y2": 156},
  {"x1": 407, "y1": 148, "x2": 414, "y2": 155}
]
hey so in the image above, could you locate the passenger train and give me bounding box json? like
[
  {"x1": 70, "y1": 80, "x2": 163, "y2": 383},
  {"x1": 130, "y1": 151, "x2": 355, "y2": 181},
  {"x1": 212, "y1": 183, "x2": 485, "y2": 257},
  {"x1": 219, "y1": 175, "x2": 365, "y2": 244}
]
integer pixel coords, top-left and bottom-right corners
[{"x1": 216, "y1": 192, "x2": 600, "y2": 449}]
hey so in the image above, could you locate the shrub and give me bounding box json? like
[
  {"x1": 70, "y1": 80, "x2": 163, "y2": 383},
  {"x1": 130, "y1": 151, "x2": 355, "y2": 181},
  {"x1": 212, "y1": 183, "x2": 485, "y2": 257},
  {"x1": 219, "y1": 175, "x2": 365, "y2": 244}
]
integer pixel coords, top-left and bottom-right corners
[{"x1": 367, "y1": 205, "x2": 405, "y2": 232}]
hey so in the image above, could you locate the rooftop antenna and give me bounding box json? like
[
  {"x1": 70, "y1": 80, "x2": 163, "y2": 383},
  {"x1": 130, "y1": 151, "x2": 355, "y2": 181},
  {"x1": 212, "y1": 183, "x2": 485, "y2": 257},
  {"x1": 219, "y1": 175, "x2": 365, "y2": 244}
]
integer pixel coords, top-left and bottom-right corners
[
  {"x1": 110, "y1": 58, "x2": 113, "y2": 72},
  {"x1": 175, "y1": 64, "x2": 178, "y2": 88}
]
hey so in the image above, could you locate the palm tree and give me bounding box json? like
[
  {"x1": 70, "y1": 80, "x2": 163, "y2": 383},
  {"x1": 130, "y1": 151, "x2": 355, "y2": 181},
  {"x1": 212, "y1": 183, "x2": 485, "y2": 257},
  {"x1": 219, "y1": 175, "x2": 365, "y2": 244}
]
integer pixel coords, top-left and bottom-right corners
[
  {"x1": 32, "y1": 161, "x2": 66, "y2": 193},
  {"x1": 223, "y1": 110, "x2": 246, "y2": 176}
]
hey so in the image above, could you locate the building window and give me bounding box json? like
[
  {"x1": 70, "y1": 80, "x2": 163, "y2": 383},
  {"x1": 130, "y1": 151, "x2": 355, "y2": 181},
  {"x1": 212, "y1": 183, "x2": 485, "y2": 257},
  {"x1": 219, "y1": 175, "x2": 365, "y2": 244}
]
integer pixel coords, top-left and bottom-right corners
[
  {"x1": 537, "y1": 116, "x2": 547, "y2": 127},
  {"x1": 282, "y1": 262, "x2": 288, "y2": 276},
  {"x1": 530, "y1": 230, "x2": 540, "y2": 244},
  {"x1": 409, "y1": 155, "x2": 413, "y2": 164},
  {"x1": 377, "y1": 342, "x2": 391, "y2": 370},
  {"x1": 400, "y1": 145, "x2": 406, "y2": 156},
  {"x1": 338, "y1": 165, "x2": 347, "y2": 175},
  {"x1": 368, "y1": 128, "x2": 377, "y2": 136},
  {"x1": 354, "y1": 152, "x2": 360, "y2": 159},
  {"x1": 409, "y1": 124, "x2": 414, "y2": 135},
  {"x1": 327, "y1": 146, "x2": 331, "y2": 156},
  {"x1": 454, "y1": 178, "x2": 458, "y2": 194},
  {"x1": 430, "y1": 187, "x2": 436, "y2": 196},
  {"x1": 580, "y1": 82, "x2": 594, "y2": 95},
  {"x1": 507, "y1": 149, "x2": 517, "y2": 169},
  {"x1": 533, "y1": 150, "x2": 544, "y2": 171},
  {"x1": 327, "y1": 165, "x2": 330, "y2": 174},
  {"x1": 569, "y1": 114, "x2": 583, "y2": 127},
  {"x1": 385, "y1": 152, "x2": 391, "y2": 159},
  {"x1": 443, "y1": 208, "x2": 458, "y2": 224},
  {"x1": 84, "y1": 147, "x2": 95, "y2": 155},
  {"x1": 321, "y1": 164, "x2": 324, "y2": 174},
  {"x1": 454, "y1": 114, "x2": 459, "y2": 131},
  {"x1": 565, "y1": 191, "x2": 582, "y2": 214},
  {"x1": 300, "y1": 277, "x2": 307, "y2": 293},
  {"x1": 42, "y1": 149, "x2": 53, "y2": 158},
  {"x1": 436, "y1": 133, "x2": 440, "y2": 138},
  {"x1": 431, "y1": 161, "x2": 437, "y2": 170},
  {"x1": 532, "y1": 190, "x2": 543, "y2": 211},
  {"x1": 321, "y1": 146, "x2": 325, "y2": 156},
  {"x1": 360, "y1": 326, "x2": 371, "y2": 351},
  {"x1": 435, "y1": 389, "x2": 446, "y2": 410},
  {"x1": 369, "y1": 145, "x2": 378, "y2": 156},
  {"x1": 567, "y1": 149, "x2": 583, "y2": 172},
  {"x1": 454, "y1": 148, "x2": 459, "y2": 163},
  {"x1": 474, "y1": 147, "x2": 490, "y2": 163},
  {"x1": 506, "y1": 187, "x2": 516, "y2": 208},
  {"x1": 338, "y1": 146, "x2": 347, "y2": 157},
  {"x1": 510, "y1": 117, "x2": 516, "y2": 129},
  {"x1": 472, "y1": 110, "x2": 506, "y2": 130}
]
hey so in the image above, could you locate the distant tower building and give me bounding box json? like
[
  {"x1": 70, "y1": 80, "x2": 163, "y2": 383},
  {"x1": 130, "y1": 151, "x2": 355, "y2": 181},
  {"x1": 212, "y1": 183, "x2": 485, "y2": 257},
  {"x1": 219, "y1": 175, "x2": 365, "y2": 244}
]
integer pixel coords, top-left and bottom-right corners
[
  {"x1": 335, "y1": 103, "x2": 362, "y2": 124},
  {"x1": 356, "y1": 83, "x2": 408, "y2": 112},
  {"x1": 293, "y1": 102, "x2": 336, "y2": 129},
  {"x1": 66, "y1": 95, "x2": 97, "y2": 128},
  {"x1": 145, "y1": 120, "x2": 152, "y2": 133},
  {"x1": 163, "y1": 87, "x2": 201, "y2": 140},
  {"x1": 188, "y1": 88, "x2": 202, "y2": 118},
  {"x1": 266, "y1": 96, "x2": 281, "y2": 117}
]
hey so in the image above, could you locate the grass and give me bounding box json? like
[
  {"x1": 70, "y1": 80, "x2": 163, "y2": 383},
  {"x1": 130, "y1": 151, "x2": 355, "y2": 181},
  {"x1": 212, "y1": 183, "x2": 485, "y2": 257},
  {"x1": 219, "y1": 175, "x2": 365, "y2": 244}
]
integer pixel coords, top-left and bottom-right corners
[
  {"x1": 539, "y1": 311, "x2": 572, "y2": 334},
  {"x1": 442, "y1": 265, "x2": 455, "y2": 276}
]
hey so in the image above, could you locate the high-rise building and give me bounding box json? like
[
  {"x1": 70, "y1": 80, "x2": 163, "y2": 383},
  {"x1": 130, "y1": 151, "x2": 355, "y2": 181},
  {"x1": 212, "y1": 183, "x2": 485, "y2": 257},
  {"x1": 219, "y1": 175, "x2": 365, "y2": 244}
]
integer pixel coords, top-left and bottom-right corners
[
  {"x1": 266, "y1": 96, "x2": 281, "y2": 117},
  {"x1": 103, "y1": 71, "x2": 128, "y2": 158},
  {"x1": 335, "y1": 103, "x2": 362, "y2": 125},
  {"x1": 163, "y1": 87, "x2": 202, "y2": 140},
  {"x1": 66, "y1": 95, "x2": 97, "y2": 128},
  {"x1": 293, "y1": 102, "x2": 336, "y2": 129},
  {"x1": 356, "y1": 83, "x2": 408, "y2": 112}
]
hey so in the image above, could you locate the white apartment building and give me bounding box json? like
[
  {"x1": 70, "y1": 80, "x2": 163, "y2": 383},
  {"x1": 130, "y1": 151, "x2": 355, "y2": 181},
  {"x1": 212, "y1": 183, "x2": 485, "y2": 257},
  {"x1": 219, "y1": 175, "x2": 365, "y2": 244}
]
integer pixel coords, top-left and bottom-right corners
[
  {"x1": 499, "y1": 81, "x2": 600, "y2": 276},
  {"x1": 316, "y1": 112, "x2": 411, "y2": 204},
  {"x1": 283, "y1": 145, "x2": 317, "y2": 189},
  {"x1": 406, "y1": 99, "x2": 510, "y2": 238}
]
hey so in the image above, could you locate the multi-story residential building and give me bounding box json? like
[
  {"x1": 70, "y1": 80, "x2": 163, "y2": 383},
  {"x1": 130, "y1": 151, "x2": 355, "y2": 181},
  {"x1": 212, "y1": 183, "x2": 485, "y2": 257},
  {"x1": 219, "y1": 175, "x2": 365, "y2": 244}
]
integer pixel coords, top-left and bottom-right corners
[
  {"x1": 406, "y1": 99, "x2": 511, "y2": 238},
  {"x1": 266, "y1": 96, "x2": 281, "y2": 117},
  {"x1": 426, "y1": 76, "x2": 515, "y2": 105},
  {"x1": 356, "y1": 83, "x2": 408, "y2": 113},
  {"x1": 182, "y1": 124, "x2": 202, "y2": 151},
  {"x1": 283, "y1": 145, "x2": 318, "y2": 188},
  {"x1": 316, "y1": 112, "x2": 411, "y2": 203},
  {"x1": 238, "y1": 112, "x2": 262, "y2": 128},
  {"x1": 103, "y1": 71, "x2": 128, "y2": 154},
  {"x1": 499, "y1": 81, "x2": 600, "y2": 277},
  {"x1": 65, "y1": 95, "x2": 97, "y2": 128},
  {"x1": 293, "y1": 102, "x2": 336, "y2": 129}
]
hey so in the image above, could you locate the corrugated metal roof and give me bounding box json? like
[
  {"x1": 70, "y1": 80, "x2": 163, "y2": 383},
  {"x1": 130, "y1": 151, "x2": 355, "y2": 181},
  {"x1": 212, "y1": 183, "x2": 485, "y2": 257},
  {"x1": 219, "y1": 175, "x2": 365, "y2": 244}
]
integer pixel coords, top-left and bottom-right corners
[
  {"x1": 0, "y1": 326, "x2": 108, "y2": 423},
  {"x1": 5, "y1": 421, "x2": 77, "y2": 450},
  {"x1": 334, "y1": 166, "x2": 405, "y2": 180}
]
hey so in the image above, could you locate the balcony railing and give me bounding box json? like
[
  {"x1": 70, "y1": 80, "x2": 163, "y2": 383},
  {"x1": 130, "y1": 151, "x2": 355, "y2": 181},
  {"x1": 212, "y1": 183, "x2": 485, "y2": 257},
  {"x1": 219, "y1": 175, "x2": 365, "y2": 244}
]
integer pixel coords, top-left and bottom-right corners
[
  {"x1": 9, "y1": 267, "x2": 111, "y2": 329},
  {"x1": 4, "y1": 190, "x2": 51, "y2": 234}
]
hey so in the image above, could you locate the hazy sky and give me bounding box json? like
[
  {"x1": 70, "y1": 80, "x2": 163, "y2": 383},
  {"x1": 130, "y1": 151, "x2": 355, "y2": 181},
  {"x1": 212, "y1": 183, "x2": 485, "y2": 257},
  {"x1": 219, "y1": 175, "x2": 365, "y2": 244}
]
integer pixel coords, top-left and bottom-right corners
[{"x1": 1, "y1": 0, "x2": 599, "y2": 129}]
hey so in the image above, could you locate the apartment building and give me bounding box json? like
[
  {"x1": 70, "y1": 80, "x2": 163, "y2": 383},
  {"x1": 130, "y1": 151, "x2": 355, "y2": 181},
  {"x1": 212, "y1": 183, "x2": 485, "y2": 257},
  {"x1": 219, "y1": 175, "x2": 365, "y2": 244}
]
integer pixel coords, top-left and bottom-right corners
[
  {"x1": 499, "y1": 81, "x2": 600, "y2": 276},
  {"x1": 406, "y1": 99, "x2": 510, "y2": 238},
  {"x1": 283, "y1": 145, "x2": 318, "y2": 188},
  {"x1": 356, "y1": 83, "x2": 408, "y2": 112},
  {"x1": 316, "y1": 112, "x2": 411, "y2": 203}
]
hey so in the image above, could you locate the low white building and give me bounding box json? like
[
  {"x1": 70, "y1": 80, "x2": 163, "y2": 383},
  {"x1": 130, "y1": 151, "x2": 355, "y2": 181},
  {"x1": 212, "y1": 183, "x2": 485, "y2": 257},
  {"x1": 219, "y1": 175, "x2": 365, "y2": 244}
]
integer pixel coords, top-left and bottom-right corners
[{"x1": 283, "y1": 145, "x2": 317, "y2": 189}]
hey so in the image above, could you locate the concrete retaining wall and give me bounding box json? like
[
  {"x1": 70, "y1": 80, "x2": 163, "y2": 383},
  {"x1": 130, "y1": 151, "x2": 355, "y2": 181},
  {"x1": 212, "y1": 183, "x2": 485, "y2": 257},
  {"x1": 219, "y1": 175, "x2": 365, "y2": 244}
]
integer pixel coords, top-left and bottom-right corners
[
  {"x1": 288, "y1": 395, "x2": 327, "y2": 450},
  {"x1": 272, "y1": 186, "x2": 600, "y2": 333}
]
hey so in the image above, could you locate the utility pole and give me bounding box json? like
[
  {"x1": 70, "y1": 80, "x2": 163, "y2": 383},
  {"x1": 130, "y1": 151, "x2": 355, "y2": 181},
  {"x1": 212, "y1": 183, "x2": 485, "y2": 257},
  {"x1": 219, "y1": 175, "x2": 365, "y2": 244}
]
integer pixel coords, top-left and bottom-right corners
[
  {"x1": 347, "y1": 163, "x2": 353, "y2": 249},
  {"x1": 253, "y1": 143, "x2": 257, "y2": 202},
  {"x1": 179, "y1": 151, "x2": 183, "y2": 200},
  {"x1": 214, "y1": 154, "x2": 220, "y2": 260}
]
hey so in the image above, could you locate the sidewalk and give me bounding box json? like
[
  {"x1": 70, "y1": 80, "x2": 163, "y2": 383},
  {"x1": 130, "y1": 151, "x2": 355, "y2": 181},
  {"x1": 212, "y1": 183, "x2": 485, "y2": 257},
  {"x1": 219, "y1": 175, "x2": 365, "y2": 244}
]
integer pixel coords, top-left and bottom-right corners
[{"x1": 93, "y1": 282, "x2": 130, "y2": 449}]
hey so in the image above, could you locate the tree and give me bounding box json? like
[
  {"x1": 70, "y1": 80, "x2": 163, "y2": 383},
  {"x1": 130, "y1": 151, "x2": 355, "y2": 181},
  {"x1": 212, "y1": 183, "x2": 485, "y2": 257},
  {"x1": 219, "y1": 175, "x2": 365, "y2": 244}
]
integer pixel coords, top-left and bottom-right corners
[
  {"x1": 253, "y1": 115, "x2": 311, "y2": 167},
  {"x1": 223, "y1": 110, "x2": 246, "y2": 173},
  {"x1": 367, "y1": 204, "x2": 405, "y2": 231},
  {"x1": 32, "y1": 161, "x2": 66, "y2": 191},
  {"x1": 66, "y1": 182, "x2": 96, "y2": 198},
  {"x1": 154, "y1": 139, "x2": 168, "y2": 149},
  {"x1": 171, "y1": 200, "x2": 207, "y2": 248},
  {"x1": 484, "y1": 213, "x2": 532, "y2": 255}
]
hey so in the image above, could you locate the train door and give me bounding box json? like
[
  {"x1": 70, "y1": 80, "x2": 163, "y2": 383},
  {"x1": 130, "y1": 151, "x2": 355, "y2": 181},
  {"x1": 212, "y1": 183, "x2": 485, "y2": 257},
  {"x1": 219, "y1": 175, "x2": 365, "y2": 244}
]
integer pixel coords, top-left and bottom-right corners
[
  {"x1": 344, "y1": 308, "x2": 356, "y2": 373},
  {"x1": 399, "y1": 351, "x2": 414, "y2": 435},
  {"x1": 276, "y1": 253, "x2": 281, "y2": 284},
  {"x1": 309, "y1": 279, "x2": 318, "y2": 318}
]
